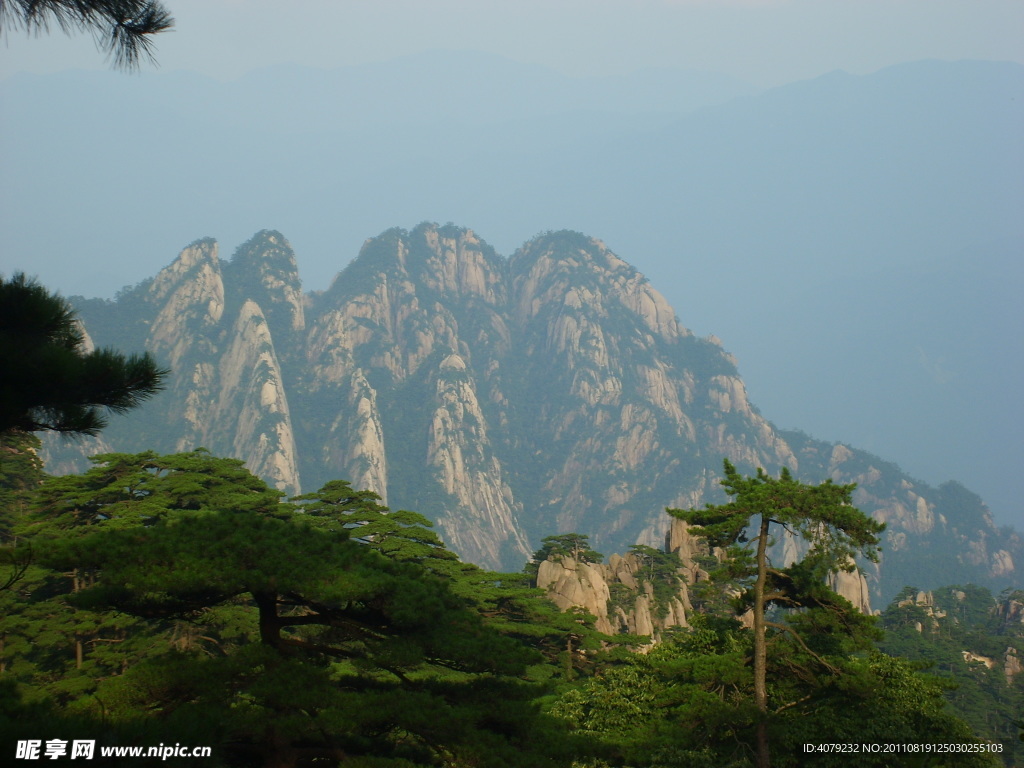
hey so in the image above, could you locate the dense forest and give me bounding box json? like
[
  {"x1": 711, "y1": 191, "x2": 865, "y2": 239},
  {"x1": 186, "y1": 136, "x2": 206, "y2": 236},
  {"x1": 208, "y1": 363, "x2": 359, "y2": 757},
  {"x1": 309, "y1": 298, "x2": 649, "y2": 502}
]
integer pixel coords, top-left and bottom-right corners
[
  {"x1": 1, "y1": 271, "x2": 1019, "y2": 765},
  {"x1": 3, "y1": 5, "x2": 1021, "y2": 766},
  {"x1": 1, "y1": 433, "x2": 1019, "y2": 767}
]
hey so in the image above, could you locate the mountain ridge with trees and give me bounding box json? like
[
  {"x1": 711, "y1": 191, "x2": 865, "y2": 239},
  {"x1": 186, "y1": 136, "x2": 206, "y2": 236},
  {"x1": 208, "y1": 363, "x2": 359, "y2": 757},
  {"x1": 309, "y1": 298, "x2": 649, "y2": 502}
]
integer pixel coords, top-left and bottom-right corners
[
  {"x1": 2, "y1": 440, "x2": 1015, "y2": 766},
  {"x1": 35, "y1": 223, "x2": 1020, "y2": 606}
]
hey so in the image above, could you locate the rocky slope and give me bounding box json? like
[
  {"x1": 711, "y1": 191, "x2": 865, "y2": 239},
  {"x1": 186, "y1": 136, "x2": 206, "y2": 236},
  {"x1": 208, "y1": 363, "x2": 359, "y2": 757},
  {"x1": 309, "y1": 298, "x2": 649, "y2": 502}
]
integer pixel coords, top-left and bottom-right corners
[
  {"x1": 536, "y1": 548, "x2": 692, "y2": 638},
  {"x1": 49, "y1": 224, "x2": 1022, "y2": 600},
  {"x1": 533, "y1": 515, "x2": 871, "y2": 642},
  {"x1": 891, "y1": 588, "x2": 1023, "y2": 682}
]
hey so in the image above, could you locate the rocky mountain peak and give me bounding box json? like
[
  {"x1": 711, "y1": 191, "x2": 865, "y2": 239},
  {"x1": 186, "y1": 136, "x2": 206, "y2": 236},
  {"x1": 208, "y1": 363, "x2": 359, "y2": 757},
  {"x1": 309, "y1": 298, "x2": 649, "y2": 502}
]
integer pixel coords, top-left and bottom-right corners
[
  {"x1": 224, "y1": 230, "x2": 305, "y2": 337},
  {"x1": 145, "y1": 239, "x2": 225, "y2": 367},
  {"x1": 50, "y1": 225, "x2": 1022, "y2": 592},
  {"x1": 409, "y1": 223, "x2": 507, "y2": 305},
  {"x1": 510, "y1": 231, "x2": 685, "y2": 343}
]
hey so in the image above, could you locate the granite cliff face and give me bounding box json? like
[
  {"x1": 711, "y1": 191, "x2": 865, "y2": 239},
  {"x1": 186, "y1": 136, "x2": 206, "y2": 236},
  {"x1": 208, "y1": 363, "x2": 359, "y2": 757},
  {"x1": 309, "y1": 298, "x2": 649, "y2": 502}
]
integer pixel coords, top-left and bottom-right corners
[
  {"x1": 297, "y1": 226, "x2": 530, "y2": 567},
  {"x1": 535, "y1": 551, "x2": 691, "y2": 638},
  {"x1": 533, "y1": 513, "x2": 872, "y2": 641},
  {"x1": 62, "y1": 233, "x2": 302, "y2": 495},
  {"x1": 50, "y1": 224, "x2": 1021, "y2": 598}
]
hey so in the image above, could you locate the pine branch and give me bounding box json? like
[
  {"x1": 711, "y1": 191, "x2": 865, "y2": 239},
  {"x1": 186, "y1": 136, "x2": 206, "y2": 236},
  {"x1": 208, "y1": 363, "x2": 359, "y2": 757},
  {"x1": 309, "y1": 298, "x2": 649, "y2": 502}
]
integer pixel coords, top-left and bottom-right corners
[{"x1": 765, "y1": 620, "x2": 840, "y2": 675}]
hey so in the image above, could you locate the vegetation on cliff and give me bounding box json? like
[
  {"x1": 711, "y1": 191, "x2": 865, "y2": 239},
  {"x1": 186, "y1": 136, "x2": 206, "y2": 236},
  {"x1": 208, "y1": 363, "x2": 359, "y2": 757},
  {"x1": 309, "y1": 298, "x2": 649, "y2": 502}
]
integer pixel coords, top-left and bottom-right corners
[
  {"x1": 668, "y1": 460, "x2": 886, "y2": 768},
  {"x1": 1, "y1": 444, "x2": 1013, "y2": 767},
  {"x1": 44, "y1": 226, "x2": 1021, "y2": 602},
  {"x1": 2, "y1": 263, "x2": 1017, "y2": 765}
]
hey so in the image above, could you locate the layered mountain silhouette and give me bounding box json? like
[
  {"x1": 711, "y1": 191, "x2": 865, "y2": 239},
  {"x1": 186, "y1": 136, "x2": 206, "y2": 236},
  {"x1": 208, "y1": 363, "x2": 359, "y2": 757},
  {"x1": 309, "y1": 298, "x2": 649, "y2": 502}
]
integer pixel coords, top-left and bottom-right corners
[
  {"x1": 44, "y1": 224, "x2": 1020, "y2": 604},
  {"x1": 6, "y1": 57, "x2": 1021, "y2": 529}
]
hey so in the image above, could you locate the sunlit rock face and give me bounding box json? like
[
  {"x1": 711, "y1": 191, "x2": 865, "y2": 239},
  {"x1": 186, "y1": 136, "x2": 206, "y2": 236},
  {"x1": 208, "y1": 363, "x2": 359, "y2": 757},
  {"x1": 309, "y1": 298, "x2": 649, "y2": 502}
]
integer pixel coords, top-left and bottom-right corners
[
  {"x1": 297, "y1": 225, "x2": 529, "y2": 567},
  {"x1": 535, "y1": 551, "x2": 691, "y2": 638},
  {"x1": 45, "y1": 234, "x2": 303, "y2": 494},
  {"x1": 47, "y1": 224, "x2": 1021, "y2": 592},
  {"x1": 532, "y1": 530, "x2": 876, "y2": 640}
]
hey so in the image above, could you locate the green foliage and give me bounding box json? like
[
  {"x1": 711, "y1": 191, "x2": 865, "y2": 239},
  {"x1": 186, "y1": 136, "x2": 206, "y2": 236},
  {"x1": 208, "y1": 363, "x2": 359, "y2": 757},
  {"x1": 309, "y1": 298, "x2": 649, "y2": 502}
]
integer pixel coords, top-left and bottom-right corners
[
  {"x1": 628, "y1": 544, "x2": 684, "y2": 619},
  {"x1": 530, "y1": 533, "x2": 604, "y2": 570},
  {"x1": 2, "y1": 449, "x2": 570, "y2": 767},
  {"x1": 0, "y1": 431, "x2": 45, "y2": 534},
  {"x1": 0, "y1": 273, "x2": 167, "y2": 436},
  {"x1": 669, "y1": 460, "x2": 886, "y2": 631},
  {"x1": 606, "y1": 582, "x2": 634, "y2": 617},
  {"x1": 0, "y1": 448, "x2": 1003, "y2": 767},
  {"x1": 878, "y1": 584, "x2": 1024, "y2": 766},
  {"x1": 548, "y1": 612, "x2": 999, "y2": 768},
  {"x1": 0, "y1": 432, "x2": 44, "y2": 592},
  {"x1": 673, "y1": 459, "x2": 884, "y2": 567},
  {"x1": 769, "y1": 651, "x2": 1001, "y2": 767},
  {"x1": 668, "y1": 460, "x2": 887, "y2": 767},
  {"x1": 292, "y1": 479, "x2": 461, "y2": 573}
]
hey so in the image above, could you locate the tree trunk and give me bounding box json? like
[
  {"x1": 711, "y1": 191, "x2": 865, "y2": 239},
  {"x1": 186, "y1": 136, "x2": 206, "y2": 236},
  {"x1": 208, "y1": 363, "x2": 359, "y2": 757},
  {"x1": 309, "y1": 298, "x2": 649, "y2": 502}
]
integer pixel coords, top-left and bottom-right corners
[
  {"x1": 251, "y1": 591, "x2": 297, "y2": 768},
  {"x1": 73, "y1": 568, "x2": 84, "y2": 669},
  {"x1": 253, "y1": 591, "x2": 282, "y2": 649},
  {"x1": 753, "y1": 515, "x2": 770, "y2": 768}
]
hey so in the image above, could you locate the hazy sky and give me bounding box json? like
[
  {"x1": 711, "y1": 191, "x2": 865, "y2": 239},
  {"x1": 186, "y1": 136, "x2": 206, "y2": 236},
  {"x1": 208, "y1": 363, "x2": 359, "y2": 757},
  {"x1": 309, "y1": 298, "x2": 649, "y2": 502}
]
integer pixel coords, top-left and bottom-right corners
[
  {"x1": 2, "y1": 0, "x2": 1022, "y2": 85},
  {"x1": 2, "y1": 1, "x2": 1022, "y2": 530}
]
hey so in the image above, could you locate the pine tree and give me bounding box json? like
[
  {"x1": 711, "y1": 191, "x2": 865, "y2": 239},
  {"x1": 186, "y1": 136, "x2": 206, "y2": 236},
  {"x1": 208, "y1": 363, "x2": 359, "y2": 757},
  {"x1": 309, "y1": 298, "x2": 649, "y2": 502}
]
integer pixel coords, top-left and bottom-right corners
[
  {"x1": 668, "y1": 459, "x2": 885, "y2": 768},
  {"x1": 17, "y1": 450, "x2": 565, "y2": 767},
  {"x1": 0, "y1": 274, "x2": 167, "y2": 437}
]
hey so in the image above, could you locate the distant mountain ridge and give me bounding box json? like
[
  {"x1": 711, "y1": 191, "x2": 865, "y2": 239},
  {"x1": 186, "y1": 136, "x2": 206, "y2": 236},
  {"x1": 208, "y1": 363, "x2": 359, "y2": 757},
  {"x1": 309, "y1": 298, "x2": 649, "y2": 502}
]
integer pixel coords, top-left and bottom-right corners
[
  {"x1": 45, "y1": 224, "x2": 1021, "y2": 605},
  {"x1": 5, "y1": 57, "x2": 1021, "y2": 530}
]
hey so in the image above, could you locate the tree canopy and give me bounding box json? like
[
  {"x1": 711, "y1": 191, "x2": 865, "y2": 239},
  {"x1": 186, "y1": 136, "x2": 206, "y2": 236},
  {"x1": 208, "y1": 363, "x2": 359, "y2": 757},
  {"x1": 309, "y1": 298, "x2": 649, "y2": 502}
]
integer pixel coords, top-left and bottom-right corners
[
  {"x1": 529, "y1": 532, "x2": 604, "y2": 569},
  {"x1": 0, "y1": 273, "x2": 167, "y2": 437},
  {"x1": 3, "y1": 450, "x2": 574, "y2": 767},
  {"x1": 0, "y1": 450, "x2": 1005, "y2": 767},
  {"x1": 668, "y1": 459, "x2": 886, "y2": 768}
]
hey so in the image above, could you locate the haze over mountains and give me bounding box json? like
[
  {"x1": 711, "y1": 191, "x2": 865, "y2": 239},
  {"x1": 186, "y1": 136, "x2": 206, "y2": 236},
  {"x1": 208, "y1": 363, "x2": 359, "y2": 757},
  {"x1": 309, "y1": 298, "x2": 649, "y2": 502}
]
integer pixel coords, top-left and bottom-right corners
[
  {"x1": 2, "y1": 53, "x2": 1021, "y2": 528},
  {"x1": 42, "y1": 224, "x2": 1022, "y2": 606}
]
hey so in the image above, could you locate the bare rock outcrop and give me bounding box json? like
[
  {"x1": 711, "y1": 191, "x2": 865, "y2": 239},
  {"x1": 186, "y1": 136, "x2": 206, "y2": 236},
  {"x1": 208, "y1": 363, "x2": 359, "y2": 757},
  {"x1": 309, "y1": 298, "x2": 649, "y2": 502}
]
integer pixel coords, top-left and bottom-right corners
[
  {"x1": 897, "y1": 590, "x2": 947, "y2": 632},
  {"x1": 535, "y1": 549, "x2": 693, "y2": 638},
  {"x1": 427, "y1": 354, "x2": 531, "y2": 568},
  {"x1": 212, "y1": 299, "x2": 300, "y2": 492}
]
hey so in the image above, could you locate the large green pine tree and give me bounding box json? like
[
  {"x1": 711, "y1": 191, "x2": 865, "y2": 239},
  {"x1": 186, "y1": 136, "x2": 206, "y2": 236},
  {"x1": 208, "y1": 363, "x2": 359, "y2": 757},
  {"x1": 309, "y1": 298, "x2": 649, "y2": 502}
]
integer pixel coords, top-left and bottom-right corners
[
  {"x1": 668, "y1": 459, "x2": 886, "y2": 768},
  {"x1": 4, "y1": 450, "x2": 571, "y2": 767}
]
